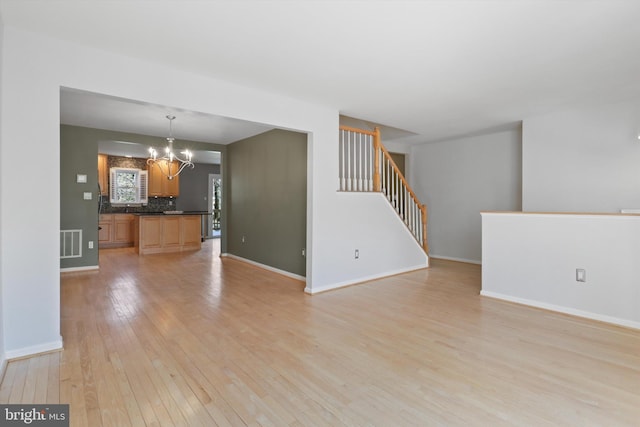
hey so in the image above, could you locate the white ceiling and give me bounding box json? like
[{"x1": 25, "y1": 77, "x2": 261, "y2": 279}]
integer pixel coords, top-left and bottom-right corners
[
  {"x1": 61, "y1": 88, "x2": 273, "y2": 163},
  {"x1": 4, "y1": 0, "x2": 640, "y2": 145},
  {"x1": 61, "y1": 89, "x2": 274, "y2": 145}
]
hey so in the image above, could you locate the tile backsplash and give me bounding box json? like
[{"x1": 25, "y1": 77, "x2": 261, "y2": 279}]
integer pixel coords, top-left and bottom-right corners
[
  {"x1": 100, "y1": 195, "x2": 176, "y2": 213},
  {"x1": 107, "y1": 156, "x2": 147, "y2": 170}
]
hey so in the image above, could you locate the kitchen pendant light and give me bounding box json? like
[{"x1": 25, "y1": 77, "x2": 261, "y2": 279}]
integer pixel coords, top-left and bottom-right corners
[{"x1": 147, "y1": 115, "x2": 194, "y2": 179}]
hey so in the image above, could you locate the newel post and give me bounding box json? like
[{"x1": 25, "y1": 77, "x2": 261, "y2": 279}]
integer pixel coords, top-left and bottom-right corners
[
  {"x1": 421, "y1": 204, "x2": 429, "y2": 254},
  {"x1": 373, "y1": 127, "x2": 381, "y2": 192}
]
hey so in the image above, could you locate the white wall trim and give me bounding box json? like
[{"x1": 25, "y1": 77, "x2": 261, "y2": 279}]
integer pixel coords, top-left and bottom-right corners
[
  {"x1": 430, "y1": 255, "x2": 481, "y2": 265},
  {"x1": 480, "y1": 290, "x2": 640, "y2": 330},
  {"x1": 305, "y1": 263, "x2": 428, "y2": 295},
  {"x1": 0, "y1": 356, "x2": 7, "y2": 383},
  {"x1": 221, "y1": 253, "x2": 306, "y2": 282},
  {"x1": 4, "y1": 337, "x2": 64, "y2": 360},
  {"x1": 60, "y1": 265, "x2": 99, "y2": 273},
  {"x1": 481, "y1": 211, "x2": 640, "y2": 220}
]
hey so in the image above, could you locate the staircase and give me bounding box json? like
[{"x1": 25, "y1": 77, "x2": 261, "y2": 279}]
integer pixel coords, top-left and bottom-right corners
[{"x1": 339, "y1": 125, "x2": 429, "y2": 253}]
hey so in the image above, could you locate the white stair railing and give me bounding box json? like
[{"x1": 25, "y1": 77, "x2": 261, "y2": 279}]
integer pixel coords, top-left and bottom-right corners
[
  {"x1": 339, "y1": 126, "x2": 428, "y2": 254},
  {"x1": 339, "y1": 126, "x2": 376, "y2": 192}
]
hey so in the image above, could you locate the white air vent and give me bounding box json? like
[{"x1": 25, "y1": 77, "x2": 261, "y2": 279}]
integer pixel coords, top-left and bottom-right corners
[{"x1": 60, "y1": 230, "x2": 82, "y2": 259}]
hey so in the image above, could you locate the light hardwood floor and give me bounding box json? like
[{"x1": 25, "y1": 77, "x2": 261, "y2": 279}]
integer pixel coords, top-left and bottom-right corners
[{"x1": 1, "y1": 240, "x2": 639, "y2": 426}]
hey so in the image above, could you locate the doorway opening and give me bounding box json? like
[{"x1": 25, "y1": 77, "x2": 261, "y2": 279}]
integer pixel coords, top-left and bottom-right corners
[{"x1": 208, "y1": 173, "x2": 222, "y2": 239}]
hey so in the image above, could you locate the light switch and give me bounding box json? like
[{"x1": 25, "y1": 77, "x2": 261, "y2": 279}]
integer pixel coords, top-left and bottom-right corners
[
  {"x1": 76, "y1": 174, "x2": 87, "y2": 183},
  {"x1": 83, "y1": 192, "x2": 93, "y2": 200}
]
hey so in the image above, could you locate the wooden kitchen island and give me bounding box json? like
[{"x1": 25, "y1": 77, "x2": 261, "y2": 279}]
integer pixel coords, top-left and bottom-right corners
[{"x1": 133, "y1": 212, "x2": 203, "y2": 255}]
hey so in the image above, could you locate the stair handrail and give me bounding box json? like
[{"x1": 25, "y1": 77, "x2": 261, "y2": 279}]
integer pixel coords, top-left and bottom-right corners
[{"x1": 377, "y1": 139, "x2": 429, "y2": 254}]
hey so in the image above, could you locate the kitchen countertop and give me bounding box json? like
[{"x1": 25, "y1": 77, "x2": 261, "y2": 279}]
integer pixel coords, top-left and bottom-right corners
[
  {"x1": 481, "y1": 211, "x2": 640, "y2": 217},
  {"x1": 134, "y1": 211, "x2": 210, "y2": 216}
]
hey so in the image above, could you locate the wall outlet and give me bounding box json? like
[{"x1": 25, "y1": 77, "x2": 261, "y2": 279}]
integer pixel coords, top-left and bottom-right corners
[
  {"x1": 241, "y1": 236, "x2": 245, "y2": 243},
  {"x1": 355, "y1": 249, "x2": 359, "y2": 259},
  {"x1": 302, "y1": 248, "x2": 305, "y2": 257},
  {"x1": 576, "y1": 268, "x2": 586, "y2": 282},
  {"x1": 88, "y1": 241, "x2": 94, "y2": 249},
  {"x1": 83, "y1": 192, "x2": 92, "y2": 200}
]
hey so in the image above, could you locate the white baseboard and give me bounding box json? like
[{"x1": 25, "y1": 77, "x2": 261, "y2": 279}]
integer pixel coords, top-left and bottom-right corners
[
  {"x1": 221, "y1": 253, "x2": 306, "y2": 282},
  {"x1": 305, "y1": 264, "x2": 428, "y2": 295},
  {"x1": 480, "y1": 290, "x2": 640, "y2": 330},
  {"x1": 5, "y1": 337, "x2": 64, "y2": 360},
  {"x1": 430, "y1": 254, "x2": 481, "y2": 265},
  {"x1": 60, "y1": 265, "x2": 99, "y2": 273}
]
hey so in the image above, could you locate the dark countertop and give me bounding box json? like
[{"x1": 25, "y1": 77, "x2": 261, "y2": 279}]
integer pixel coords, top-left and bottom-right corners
[{"x1": 134, "y1": 211, "x2": 210, "y2": 216}]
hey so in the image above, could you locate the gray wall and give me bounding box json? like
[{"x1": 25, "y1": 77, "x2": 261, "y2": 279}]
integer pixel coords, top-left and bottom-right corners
[
  {"x1": 410, "y1": 127, "x2": 522, "y2": 263},
  {"x1": 523, "y1": 97, "x2": 640, "y2": 212},
  {"x1": 227, "y1": 129, "x2": 307, "y2": 276},
  {"x1": 176, "y1": 163, "x2": 221, "y2": 212},
  {"x1": 0, "y1": 16, "x2": 6, "y2": 364},
  {"x1": 60, "y1": 125, "x2": 100, "y2": 268}
]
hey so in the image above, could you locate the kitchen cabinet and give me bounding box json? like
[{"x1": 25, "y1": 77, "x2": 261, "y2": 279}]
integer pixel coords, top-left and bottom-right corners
[
  {"x1": 162, "y1": 216, "x2": 182, "y2": 248},
  {"x1": 148, "y1": 160, "x2": 180, "y2": 197},
  {"x1": 99, "y1": 214, "x2": 134, "y2": 248},
  {"x1": 182, "y1": 216, "x2": 202, "y2": 247},
  {"x1": 98, "y1": 154, "x2": 109, "y2": 196},
  {"x1": 114, "y1": 214, "x2": 134, "y2": 244},
  {"x1": 135, "y1": 214, "x2": 202, "y2": 254},
  {"x1": 98, "y1": 214, "x2": 113, "y2": 245},
  {"x1": 136, "y1": 216, "x2": 161, "y2": 250}
]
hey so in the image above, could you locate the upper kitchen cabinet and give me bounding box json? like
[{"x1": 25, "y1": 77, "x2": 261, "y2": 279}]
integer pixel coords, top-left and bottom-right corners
[
  {"x1": 148, "y1": 160, "x2": 180, "y2": 197},
  {"x1": 98, "y1": 154, "x2": 109, "y2": 195}
]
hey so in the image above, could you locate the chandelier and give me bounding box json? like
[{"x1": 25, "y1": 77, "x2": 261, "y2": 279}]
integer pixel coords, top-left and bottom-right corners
[{"x1": 147, "y1": 115, "x2": 194, "y2": 179}]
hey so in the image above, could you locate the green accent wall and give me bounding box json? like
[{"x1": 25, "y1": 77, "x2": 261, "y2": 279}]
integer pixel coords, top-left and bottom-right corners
[
  {"x1": 227, "y1": 129, "x2": 307, "y2": 276},
  {"x1": 60, "y1": 125, "x2": 100, "y2": 269}
]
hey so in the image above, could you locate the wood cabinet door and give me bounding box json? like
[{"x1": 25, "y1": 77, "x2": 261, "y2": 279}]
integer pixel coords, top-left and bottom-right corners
[
  {"x1": 140, "y1": 217, "x2": 162, "y2": 249},
  {"x1": 148, "y1": 160, "x2": 180, "y2": 197},
  {"x1": 98, "y1": 221, "x2": 112, "y2": 243},
  {"x1": 166, "y1": 162, "x2": 180, "y2": 197},
  {"x1": 98, "y1": 214, "x2": 113, "y2": 244},
  {"x1": 114, "y1": 215, "x2": 133, "y2": 243},
  {"x1": 147, "y1": 162, "x2": 165, "y2": 197},
  {"x1": 162, "y1": 217, "x2": 181, "y2": 247},
  {"x1": 182, "y1": 216, "x2": 201, "y2": 247},
  {"x1": 98, "y1": 154, "x2": 109, "y2": 195}
]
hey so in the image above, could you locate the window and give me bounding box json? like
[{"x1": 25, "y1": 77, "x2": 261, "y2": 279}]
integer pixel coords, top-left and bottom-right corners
[{"x1": 109, "y1": 167, "x2": 148, "y2": 205}]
